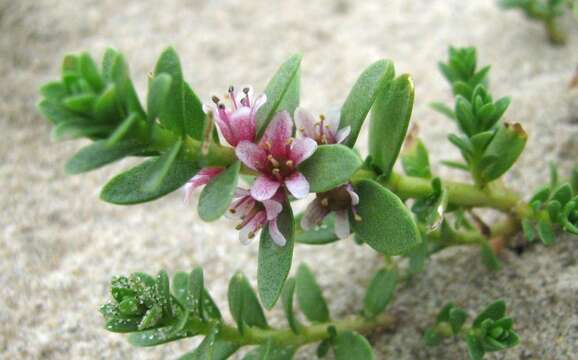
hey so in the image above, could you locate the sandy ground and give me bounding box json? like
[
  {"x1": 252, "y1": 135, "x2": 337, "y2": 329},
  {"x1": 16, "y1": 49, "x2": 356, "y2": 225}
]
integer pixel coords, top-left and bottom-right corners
[{"x1": 1, "y1": 0, "x2": 577, "y2": 359}]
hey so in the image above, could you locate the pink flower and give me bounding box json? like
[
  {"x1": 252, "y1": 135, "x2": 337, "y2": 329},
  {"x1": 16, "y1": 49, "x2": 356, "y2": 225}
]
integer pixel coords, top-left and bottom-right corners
[
  {"x1": 294, "y1": 107, "x2": 350, "y2": 145},
  {"x1": 229, "y1": 188, "x2": 287, "y2": 246},
  {"x1": 184, "y1": 167, "x2": 223, "y2": 202},
  {"x1": 203, "y1": 86, "x2": 267, "y2": 147},
  {"x1": 301, "y1": 184, "x2": 361, "y2": 239},
  {"x1": 235, "y1": 111, "x2": 317, "y2": 201}
]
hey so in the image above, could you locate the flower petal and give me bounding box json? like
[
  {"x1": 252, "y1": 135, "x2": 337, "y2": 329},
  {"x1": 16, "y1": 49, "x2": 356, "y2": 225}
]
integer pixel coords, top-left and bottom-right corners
[
  {"x1": 261, "y1": 111, "x2": 293, "y2": 158},
  {"x1": 238, "y1": 212, "x2": 266, "y2": 245},
  {"x1": 345, "y1": 184, "x2": 359, "y2": 205},
  {"x1": 263, "y1": 199, "x2": 283, "y2": 220},
  {"x1": 251, "y1": 94, "x2": 267, "y2": 117},
  {"x1": 295, "y1": 107, "x2": 317, "y2": 139},
  {"x1": 301, "y1": 199, "x2": 330, "y2": 230},
  {"x1": 251, "y1": 175, "x2": 281, "y2": 201},
  {"x1": 334, "y1": 210, "x2": 351, "y2": 239},
  {"x1": 235, "y1": 141, "x2": 267, "y2": 171},
  {"x1": 268, "y1": 219, "x2": 287, "y2": 246},
  {"x1": 285, "y1": 172, "x2": 310, "y2": 199},
  {"x1": 289, "y1": 137, "x2": 317, "y2": 164},
  {"x1": 230, "y1": 107, "x2": 256, "y2": 143},
  {"x1": 336, "y1": 126, "x2": 351, "y2": 144},
  {"x1": 325, "y1": 109, "x2": 341, "y2": 133}
]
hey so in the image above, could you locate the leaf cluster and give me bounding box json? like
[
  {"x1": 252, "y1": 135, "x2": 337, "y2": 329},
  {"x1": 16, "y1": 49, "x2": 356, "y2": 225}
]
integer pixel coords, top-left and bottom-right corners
[
  {"x1": 424, "y1": 300, "x2": 519, "y2": 360},
  {"x1": 434, "y1": 47, "x2": 526, "y2": 186}
]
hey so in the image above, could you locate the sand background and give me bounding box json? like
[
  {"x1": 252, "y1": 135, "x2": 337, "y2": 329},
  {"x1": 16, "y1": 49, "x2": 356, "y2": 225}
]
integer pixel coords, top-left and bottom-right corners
[{"x1": 1, "y1": 0, "x2": 577, "y2": 359}]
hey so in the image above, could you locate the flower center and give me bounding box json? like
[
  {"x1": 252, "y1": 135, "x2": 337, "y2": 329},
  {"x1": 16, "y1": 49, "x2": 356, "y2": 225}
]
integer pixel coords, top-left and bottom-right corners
[
  {"x1": 317, "y1": 187, "x2": 352, "y2": 211},
  {"x1": 261, "y1": 141, "x2": 295, "y2": 181}
]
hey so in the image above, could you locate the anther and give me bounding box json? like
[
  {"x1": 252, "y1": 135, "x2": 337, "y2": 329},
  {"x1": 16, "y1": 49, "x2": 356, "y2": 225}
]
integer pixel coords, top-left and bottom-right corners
[
  {"x1": 212, "y1": 96, "x2": 220, "y2": 104},
  {"x1": 285, "y1": 160, "x2": 294, "y2": 168},
  {"x1": 267, "y1": 155, "x2": 280, "y2": 167},
  {"x1": 228, "y1": 86, "x2": 235, "y2": 93},
  {"x1": 354, "y1": 213, "x2": 363, "y2": 222},
  {"x1": 243, "y1": 87, "x2": 250, "y2": 94},
  {"x1": 321, "y1": 198, "x2": 329, "y2": 207},
  {"x1": 286, "y1": 138, "x2": 294, "y2": 145}
]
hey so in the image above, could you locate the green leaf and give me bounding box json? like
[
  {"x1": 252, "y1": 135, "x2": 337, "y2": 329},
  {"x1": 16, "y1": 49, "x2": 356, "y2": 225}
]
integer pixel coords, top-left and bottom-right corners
[
  {"x1": 228, "y1": 272, "x2": 268, "y2": 334},
  {"x1": 242, "y1": 341, "x2": 296, "y2": 360},
  {"x1": 198, "y1": 162, "x2": 240, "y2": 222},
  {"x1": 430, "y1": 101, "x2": 456, "y2": 120},
  {"x1": 480, "y1": 242, "x2": 501, "y2": 271},
  {"x1": 479, "y1": 123, "x2": 527, "y2": 182},
  {"x1": 100, "y1": 149, "x2": 198, "y2": 205},
  {"x1": 172, "y1": 271, "x2": 189, "y2": 308},
  {"x1": 154, "y1": 47, "x2": 204, "y2": 138},
  {"x1": 363, "y1": 269, "x2": 397, "y2": 318},
  {"x1": 79, "y1": 52, "x2": 103, "y2": 92},
  {"x1": 65, "y1": 140, "x2": 147, "y2": 174},
  {"x1": 51, "y1": 121, "x2": 113, "y2": 141},
  {"x1": 256, "y1": 54, "x2": 302, "y2": 137},
  {"x1": 465, "y1": 333, "x2": 485, "y2": 360},
  {"x1": 401, "y1": 138, "x2": 431, "y2": 178},
  {"x1": 369, "y1": 74, "x2": 414, "y2": 177},
  {"x1": 473, "y1": 300, "x2": 506, "y2": 328},
  {"x1": 187, "y1": 267, "x2": 204, "y2": 317},
  {"x1": 295, "y1": 264, "x2": 330, "y2": 323},
  {"x1": 281, "y1": 277, "x2": 301, "y2": 334},
  {"x1": 333, "y1": 331, "x2": 374, "y2": 360},
  {"x1": 63, "y1": 94, "x2": 96, "y2": 113},
  {"x1": 147, "y1": 73, "x2": 172, "y2": 123},
  {"x1": 298, "y1": 144, "x2": 362, "y2": 193},
  {"x1": 574, "y1": 0, "x2": 578, "y2": 21},
  {"x1": 537, "y1": 220, "x2": 555, "y2": 246},
  {"x1": 295, "y1": 213, "x2": 339, "y2": 245},
  {"x1": 110, "y1": 53, "x2": 145, "y2": 116},
  {"x1": 106, "y1": 113, "x2": 140, "y2": 146},
  {"x1": 40, "y1": 81, "x2": 67, "y2": 101},
  {"x1": 352, "y1": 180, "x2": 420, "y2": 255},
  {"x1": 141, "y1": 139, "x2": 183, "y2": 193},
  {"x1": 339, "y1": 60, "x2": 395, "y2": 147},
  {"x1": 521, "y1": 219, "x2": 536, "y2": 242},
  {"x1": 128, "y1": 326, "x2": 188, "y2": 347},
  {"x1": 178, "y1": 329, "x2": 239, "y2": 360},
  {"x1": 38, "y1": 99, "x2": 87, "y2": 126},
  {"x1": 258, "y1": 204, "x2": 295, "y2": 309},
  {"x1": 94, "y1": 85, "x2": 122, "y2": 122}
]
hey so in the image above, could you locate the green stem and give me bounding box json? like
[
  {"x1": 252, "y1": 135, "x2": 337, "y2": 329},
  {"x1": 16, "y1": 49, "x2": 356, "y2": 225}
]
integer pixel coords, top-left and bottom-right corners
[{"x1": 192, "y1": 313, "x2": 395, "y2": 347}]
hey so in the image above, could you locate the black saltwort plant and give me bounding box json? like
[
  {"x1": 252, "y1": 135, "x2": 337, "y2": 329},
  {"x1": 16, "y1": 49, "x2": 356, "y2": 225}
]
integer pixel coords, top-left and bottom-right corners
[
  {"x1": 38, "y1": 45, "x2": 577, "y2": 359},
  {"x1": 498, "y1": 0, "x2": 578, "y2": 44}
]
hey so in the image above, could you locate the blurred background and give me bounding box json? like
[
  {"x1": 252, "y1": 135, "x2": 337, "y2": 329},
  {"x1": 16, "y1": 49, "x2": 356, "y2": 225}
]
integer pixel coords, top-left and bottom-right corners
[{"x1": 1, "y1": 0, "x2": 577, "y2": 358}]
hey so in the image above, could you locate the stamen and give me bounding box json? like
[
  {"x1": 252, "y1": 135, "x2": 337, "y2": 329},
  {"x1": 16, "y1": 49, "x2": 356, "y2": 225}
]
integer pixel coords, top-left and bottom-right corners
[
  {"x1": 212, "y1": 96, "x2": 221, "y2": 104},
  {"x1": 243, "y1": 87, "x2": 250, "y2": 94},
  {"x1": 228, "y1": 86, "x2": 238, "y2": 110},
  {"x1": 299, "y1": 127, "x2": 306, "y2": 133},
  {"x1": 321, "y1": 198, "x2": 329, "y2": 207},
  {"x1": 267, "y1": 154, "x2": 280, "y2": 167},
  {"x1": 285, "y1": 160, "x2": 294, "y2": 169},
  {"x1": 272, "y1": 168, "x2": 283, "y2": 181},
  {"x1": 262, "y1": 141, "x2": 272, "y2": 150},
  {"x1": 286, "y1": 138, "x2": 294, "y2": 145},
  {"x1": 242, "y1": 87, "x2": 251, "y2": 106}
]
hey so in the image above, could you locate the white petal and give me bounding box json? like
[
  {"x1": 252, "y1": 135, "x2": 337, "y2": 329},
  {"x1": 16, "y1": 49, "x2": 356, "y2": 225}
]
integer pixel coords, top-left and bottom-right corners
[
  {"x1": 284, "y1": 172, "x2": 310, "y2": 199},
  {"x1": 336, "y1": 126, "x2": 351, "y2": 144},
  {"x1": 294, "y1": 107, "x2": 317, "y2": 139},
  {"x1": 290, "y1": 137, "x2": 317, "y2": 164},
  {"x1": 251, "y1": 175, "x2": 281, "y2": 201},
  {"x1": 268, "y1": 220, "x2": 287, "y2": 246},
  {"x1": 334, "y1": 210, "x2": 351, "y2": 239}
]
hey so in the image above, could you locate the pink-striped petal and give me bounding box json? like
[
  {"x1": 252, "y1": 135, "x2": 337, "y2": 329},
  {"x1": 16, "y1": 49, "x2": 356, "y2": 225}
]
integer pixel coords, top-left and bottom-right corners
[
  {"x1": 230, "y1": 107, "x2": 256, "y2": 143},
  {"x1": 268, "y1": 219, "x2": 287, "y2": 246},
  {"x1": 284, "y1": 172, "x2": 310, "y2": 199},
  {"x1": 289, "y1": 137, "x2": 317, "y2": 165},
  {"x1": 261, "y1": 111, "x2": 293, "y2": 158},
  {"x1": 238, "y1": 211, "x2": 267, "y2": 245},
  {"x1": 250, "y1": 94, "x2": 267, "y2": 118},
  {"x1": 334, "y1": 210, "x2": 351, "y2": 239},
  {"x1": 235, "y1": 141, "x2": 267, "y2": 171},
  {"x1": 335, "y1": 126, "x2": 351, "y2": 144},
  {"x1": 295, "y1": 107, "x2": 317, "y2": 139},
  {"x1": 345, "y1": 184, "x2": 359, "y2": 206},
  {"x1": 251, "y1": 175, "x2": 282, "y2": 201},
  {"x1": 300, "y1": 199, "x2": 330, "y2": 230},
  {"x1": 263, "y1": 199, "x2": 283, "y2": 220}
]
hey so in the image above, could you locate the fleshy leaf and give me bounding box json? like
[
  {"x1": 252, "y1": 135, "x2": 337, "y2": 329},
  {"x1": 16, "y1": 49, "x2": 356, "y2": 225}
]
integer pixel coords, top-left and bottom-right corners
[
  {"x1": 295, "y1": 264, "x2": 330, "y2": 323},
  {"x1": 228, "y1": 272, "x2": 268, "y2": 334},
  {"x1": 369, "y1": 74, "x2": 415, "y2": 178},
  {"x1": 333, "y1": 331, "x2": 374, "y2": 360},
  {"x1": 198, "y1": 162, "x2": 240, "y2": 222},
  {"x1": 339, "y1": 60, "x2": 395, "y2": 147},
  {"x1": 298, "y1": 144, "x2": 362, "y2": 193},
  {"x1": 258, "y1": 204, "x2": 295, "y2": 309},
  {"x1": 363, "y1": 269, "x2": 397, "y2": 318},
  {"x1": 295, "y1": 213, "x2": 339, "y2": 245},
  {"x1": 147, "y1": 73, "x2": 172, "y2": 123},
  {"x1": 281, "y1": 277, "x2": 301, "y2": 334},
  {"x1": 256, "y1": 54, "x2": 302, "y2": 137},
  {"x1": 100, "y1": 148, "x2": 198, "y2": 205},
  {"x1": 65, "y1": 140, "x2": 147, "y2": 174},
  {"x1": 352, "y1": 180, "x2": 420, "y2": 255}
]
